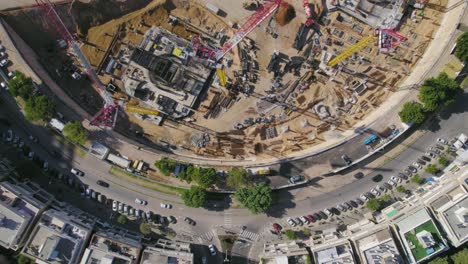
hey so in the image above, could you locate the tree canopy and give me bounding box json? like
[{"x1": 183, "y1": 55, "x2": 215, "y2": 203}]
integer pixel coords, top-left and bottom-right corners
[
  {"x1": 438, "y1": 157, "x2": 450, "y2": 167},
  {"x1": 284, "y1": 229, "x2": 297, "y2": 240},
  {"x1": 227, "y1": 167, "x2": 250, "y2": 188},
  {"x1": 8, "y1": 72, "x2": 34, "y2": 100},
  {"x1": 396, "y1": 185, "x2": 406, "y2": 193},
  {"x1": 425, "y1": 164, "x2": 438, "y2": 175},
  {"x1": 63, "y1": 121, "x2": 88, "y2": 145},
  {"x1": 398, "y1": 102, "x2": 426, "y2": 125},
  {"x1": 411, "y1": 174, "x2": 425, "y2": 185},
  {"x1": 187, "y1": 166, "x2": 216, "y2": 188},
  {"x1": 452, "y1": 248, "x2": 468, "y2": 264},
  {"x1": 428, "y1": 256, "x2": 449, "y2": 264},
  {"x1": 139, "y1": 223, "x2": 152, "y2": 235},
  {"x1": 25, "y1": 95, "x2": 56, "y2": 121},
  {"x1": 454, "y1": 32, "x2": 468, "y2": 62},
  {"x1": 154, "y1": 158, "x2": 177, "y2": 176},
  {"x1": 418, "y1": 73, "x2": 461, "y2": 111},
  {"x1": 235, "y1": 183, "x2": 272, "y2": 214},
  {"x1": 181, "y1": 186, "x2": 207, "y2": 208},
  {"x1": 366, "y1": 198, "x2": 382, "y2": 211},
  {"x1": 117, "y1": 214, "x2": 128, "y2": 225}
]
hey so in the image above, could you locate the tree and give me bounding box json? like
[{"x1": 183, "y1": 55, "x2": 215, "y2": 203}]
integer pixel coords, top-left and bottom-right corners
[
  {"x1": 438, "y1": 157, "x2": 450, "y2": 167},
  {"x1": 25, "y1": 95, "x2": 55, "y2": 121},
  {"x1": 380, "y1": 194, "x2": 392, "y2": 203},
  {"x1": 8, "y1": 72, "x2": 34, "y2": 100},
  {"x1": 117, "y1": 215, "x2": 128, "y2": 225},
  {"x1": 452, "y1": 248, "x2": 468, "y2": 264},
  {"x1": 181, "y1": 186, "x2": 207, "y2": 208},
  {"x1": 425, "y1": 164, "x2": 438, "y2": 175},
  {"x1": 454, "y1": 32, "x2": 468, "y2": 62},
  {"x1": 418, "y1": 73, "x2": 461, "y2": 111},
  {"x1": 284, "y1": 229, "x2": 297, "y2": 240},
  {"x1": 139, "y1": 223, "x2": 152, "y2": 235},
  {"x1": 411, "y1": 174, "x2": 425, "y2": 185},
  {"x1": 235, "y1": 183, "x2": 273, "y2": 214},
  {"x1": 191, "y1": 167, "x2": 216, "y2": 188},
  {"x1": 227, "y1": 167, "x2": 250, "y2": 188},
  {"x1": 17, "y1": 254, "x2": 35, "y2": 264},
  {"x1": 398, "y1": 102, "x2": 426, "y2": 125},
  {"x1": 396, "y1": 186, "x2": 406, "y2": 193},
  {"x1": 154, "y1": 158, "x2": 177, "y2": 176},
  {"x1": 63, "y1": 121, "x2": 88, "y2": 145},
  {"x1": 428, "y1": 256, "x2": 449, "y2": 264},
  {"x1": 366, "y1": 198, "x2": 382, "y2": 211},
  {"x1": 302, "y1": 228, "x2": 311, "y2": 236}
]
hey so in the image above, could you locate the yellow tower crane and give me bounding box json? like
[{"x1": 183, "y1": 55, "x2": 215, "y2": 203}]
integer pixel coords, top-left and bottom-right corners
[
  {"x1": 125, "y1": 104, "x2": 159, "y2": 116},
  {"x1": 327, "y1": 35, "x2": 376, "y2": 67}
]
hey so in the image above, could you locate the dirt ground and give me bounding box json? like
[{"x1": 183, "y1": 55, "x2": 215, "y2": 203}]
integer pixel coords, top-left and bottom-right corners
[{"x1": 2, "y1": 0, "x2": 450, "y2": 160}]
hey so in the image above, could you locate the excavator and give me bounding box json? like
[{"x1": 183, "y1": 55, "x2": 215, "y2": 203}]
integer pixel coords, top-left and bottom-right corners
[{"x1": 243, "y1": 0, "x2": 260, "y2": 10}]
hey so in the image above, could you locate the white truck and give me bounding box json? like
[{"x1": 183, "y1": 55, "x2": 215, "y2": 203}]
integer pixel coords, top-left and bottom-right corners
[{"x1": 106, "y1": 153, "x2": 131, "y2": 169}]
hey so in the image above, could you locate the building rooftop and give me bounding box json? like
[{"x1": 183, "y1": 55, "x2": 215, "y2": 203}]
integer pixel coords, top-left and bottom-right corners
[
  {"x1": 140, "y1": 239, "x2": 193, "y2": 264},
  {"x1": 262, "y1": 241, "x2": 310, "y2": 264},
  {"x1": 354, "y1": 227, "x2": 403, "y2": 264},
  {"x1": 0, "y1": 181, "x2": 46, "y2": 251},
  {"x1": 394, "y1": 207, "x2": 448, "y2": 263},
  {"x1": 23, "y1": 209, "x2": 93, "y2": 264},
  {"x1": 312, "y1": 240, "x2": 356, "y2": 264},
  {"x1": 80, "y1": 231, "x2": 142, "y2": 264}
]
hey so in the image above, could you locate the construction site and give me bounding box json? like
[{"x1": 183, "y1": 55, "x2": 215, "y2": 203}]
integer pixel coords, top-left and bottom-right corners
[{"x1": 2, "y1": 0, "x2": 448, "y2": 160}]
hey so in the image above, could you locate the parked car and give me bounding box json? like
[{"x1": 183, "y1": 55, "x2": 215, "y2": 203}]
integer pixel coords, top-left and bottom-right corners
[
  {"x1": 160, "y1": 202, "x2": 172, "y2": 209},
  {"x1": 354, "y1": 172, "x2": 364, "y2": 179},
  {"x1": 6, "y1": 130, "x2": 13, "y2": 142},
  {"x1": 208, "y1": 244, "x2": 217, "y2": 256},
  {"x1": 145, "y1": 210, "x2": 152, "y2": 219},
  {"x1": 383, "y1": 182, "x2": 392, "y2": 190},
  {"x1": 341, "y1": 154, "x2": 352, "y2": 165},
  {"x1": 377, "y1": 185, "x2": 387, "y2": 193},
  {"x1": 430, "y1": 147, "x2": 441, "y2": 154},
  {"x1": 313, "y1": 213, "x2": 322, "y2": 220},
  {"x1": 18, "y1": 140, "x2": 24, "y2": 148},
  {"x1": 391, "y1": 176, "x2": 402, "y2": 183},
  {"x1": 118, "y1": 203, "x2": 123, "y2": 212},
  {"x1": 371, "y1": 188, "x2": 381, "y2": 197},
  {"x1": 28, "y1": 151, "x2": 34, "y2": 160},
  {"x1": 294, "y1": 217, "x2": 303, "y2": 226},
  {"x1": 0, "y1": 59, "x2": 9, "y2": 67},
  {"x1": 412, "y1": 162, "x2": 423, "y2": 169},
  {"x1": 43, "y1": 161, "x2": 49, "y2": 172},
  {"x1": 123, "y1": 204, "x2": 129, "y2": 214},
  {"x1": 305, "y1": 215, "x2": 316, "y2": 222},
  {"x1": 348, "y1": 200, "x2": 358, "y2": 208},
  {"x1": 323, "y1": 208, "x2": 333, "y2": 216},
  {"x1": 372, "y1": 174, "x2": 383, "y2": 182},
  {"x1": 398, "y1": 172, "x2": 408, "y2": 180},
  {"x1": 70, "y1": 168, "x2": 84, "y2": 176},
  {"x1": 354, "y1": 198, "x2": 364, "y2": 205},
  {"x1": 135, "y1": 209, "x2": 141, "y2": 219},
  {"x1": 299, "y1": 216, "x2": 310, "y2": 225},
  {"x1": 425, "y1": 152, "x2": 436, "y2": 158},
  {"x1": 388, "y1": 180, "x2": 397, "y2": 187},
  {"x1": 135, "y1": 198, "x2": 148, "y2": 205},
  {"x1": 343, "y1": 202, "x2": 352, "y2": 210},
  {"x1": 272, "y1": 223, "x2": 282, "y2": 232},
  {"x1": 184, "y1": 217, "x2": 196, "y2": 225},
  {"x1": 287, "y1": 218, "x2": 297, "y2": 227},
  {"x1": 129, "y1": 208, "x2": 135, "y2": 216},
  {"x1": 407, "y1": 166, "x2": 418, "y2": 174},
  {"x1": 169, "y1": 216, "x2": 177, "y2": 224},
  {"x1": 91, "y1": 191, "x2": 97, "y2": 200},
  {"x1": 0, "y1": 82, "x2": 6, "y2": 90},
  {"x1": 289, "y1": 175, "x2": 304, "y2": 184},
  {"x1": 96, "y1": 180, "x2": 109, "y2": 188},
  {"x1": 360, "y1": 194, "x2": 369, "y2": 201},
  {"x1": 85, "y1": 188, "x2": 91, "y2": 198},
  {"x1": 337, "y1": 204, "x2": 347, "y2": 212},
  {"x1": 112, "y1": 201, "x2": 118, "y2": 211},
  {"x1": 437, "y1": 138, "x2": 448, "y2": 145}
]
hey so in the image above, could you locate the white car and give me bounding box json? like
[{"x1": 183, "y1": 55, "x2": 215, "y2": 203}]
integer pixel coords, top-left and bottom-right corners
[
  {"x1": 425, "y1": 152, "x2": 436, "y2": 158},
  {"x1": 376, "y1": 185, "x2": 387, "y2": 193},
  {"x1": 7, "y1": 71, "x2": 15, "y2": 78},
  {"x1": 118, "y1": 202, "x2": 124, "y2": 212},
  {"x1": 360, "y1": 194, "x2": 369, "y2": 201},
  {"x1": 390, "y1": 176, "x2": 402, "y2": 183},
  {"x1": 70, "y1": 168, "x2": 85, "y2": 176},
  {"x1": 371, "y1": 188, "x2": 381, "y2": 197},
  {"x1": 112, "y1": 200, "x2": 118, "y2": 211},
  {"x1": 437, "y1": 138, "x2": 448, "y2": 145},
  {"x1": 208, "y1": 244, "x2": 217, "y2": 256},
  {"x1": 160, "y1": 202, "x2": 172, "y2": 209},
  {"x1": 28, "y1": 151, "x2": 34, "y2": 160},
  {"x1": 299, "y1": 216, "x2": 309, "y2": 225},
  {"x1": 6, "y1": 130, "x2": 13, "y2": 142},
  {"x1": 323, "y1": 208, "x2": 333, "y2": 216},
  {"x1": 388, "y1": 179, "x2": 397, "y2": 187},
  {"x1": 287, "y1": 218, "x2": 297, "y2": 227},
  {"x1": 0, "y1": 82, "x2": 7, "y2": 89},
  {"x1": 0, "y1": 59, "x2": 9, "y2": 67},
  {"x1": 135, "y1": 198, "x2": 148, "y2": 205},
  {"x1": 412, "y1": 162, "x2": 423, "y2": 169}
]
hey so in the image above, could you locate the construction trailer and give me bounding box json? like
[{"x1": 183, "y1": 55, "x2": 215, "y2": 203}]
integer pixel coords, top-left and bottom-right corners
[{"x1": 247, "y1": 166, "x2": 272, "y2": 175}]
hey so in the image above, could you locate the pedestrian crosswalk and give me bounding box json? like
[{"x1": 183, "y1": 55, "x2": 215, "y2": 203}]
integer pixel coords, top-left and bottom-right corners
[
  {"x1": 198, "y1": 230, "x2": 215, "y2": 243},
  {"x1": 239, "y1": 230, "x2": 259, "y2": 241},
  {"x1": 224, "y1": 211, "x2": 232, "y2": 228}
]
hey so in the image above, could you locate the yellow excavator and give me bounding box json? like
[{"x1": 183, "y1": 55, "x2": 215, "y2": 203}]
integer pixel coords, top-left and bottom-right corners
[{"x1": 243, "y1": 0, "x2": 259, "y2": 10}]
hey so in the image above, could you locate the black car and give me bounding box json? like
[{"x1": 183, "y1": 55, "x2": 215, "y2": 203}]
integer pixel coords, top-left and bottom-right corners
[
  {"x1": 408, "y1": 166, "x2": 418, "y2": 174},
  {"x1": 341, "y1": 154, "x2": 352, "y2": 165},
  {"x1": 354, "y1": 172, "x2": 364, "y2": 179},
  {"x1": 313, "y1": 213, "x2": 322, "y2": 220},
  {"x1": 96, "y1": 180, "x2": 109, "y2": 188},
  {"x1": 184, "y1": 217, "x2": 196, "y2": 225},
  {"x1": 169, "y1": 216, "x2": 177, "y2": 224},
  {"x1": 404, "y1": 168, "x2": 413, "y2": 176},
  {"x1": 318, "y1": 211, "x2": 327, "y2": 219},
  {"x1": 398, "y1": 172, "x2": 408, "y2": 180},
  {"x1": 372, "y1": 174, "x2": 383, "y2": 182}
]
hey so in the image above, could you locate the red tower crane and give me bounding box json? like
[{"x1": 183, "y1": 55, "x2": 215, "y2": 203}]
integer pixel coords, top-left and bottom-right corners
[
  {"x1": 215, "y1": 0, "x2": 282, "y2": 61},
  {"x1": 35, "y1": 0, "x2": 119, "y2": 128}
]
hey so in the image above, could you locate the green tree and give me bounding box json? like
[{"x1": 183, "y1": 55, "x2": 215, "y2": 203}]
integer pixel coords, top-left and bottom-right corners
[
  {"x1": 452, "y1": 248, "x2": 468, "y2": 264},
  {"x1": 8, "y1": 72, "x2": 34, "y2": 100},
  {"x1": 302, "y1": 228, "x2": 311, "y2": 236},
  {"x1": 366, "y1": 198, "x2": 382, "y2": 211},
  {"x1": 411, "y1": 174, "x2": 425, "y2": 185},
  {"x1": 154, "y1": 158, "x2": 177, "y2": 176},
  {"x1": 396, "y1": 186, "x2": 406, "y2": 193},
  {"x1": 17, "y1": 254, "x2": 34, "y2": 264},
  {"x1": 139, "y1": 223, "x2": 152, "y2": 235},
  {"x1": 227, "y1": 167, "x2": 250, "y2": 188},
  {"x1": 438, "y1": 157, "x2": 450, "y2": 167},
  {"x1": 25, "y1": 95, "x2": 56, "y2": 121},
  {"x1": 380, "y1": 194, "x2": 392, "y2": 203},
  {"x1": 181, "y1": 186, "x2": 207, "y2": 208},
  {"x1": 454, "y1": 32, "x2": 468, "y2": 62},
  {"x1": 425, "y1": 164, "x2": 438, "y2": 175},
  {"x1": 428, "y1": 256, "x2": 449, "y2": 264},
  {"x1": 192, "y1": 167, "x2": 216, "y2": 188},
  {"x1": 235, "y1": 183, "x2": 272, "y2": 214},
  {"x1": 63, "y1": 121, "x2": 88, "y2": 145},
  {"x1": 178, "y1": 165, "x2": 192, "y2": 183},
  {"x1": 418, "y1": 72, "x2": 462, "y2": 111},
  {"x1": 117, "y1": 214, "x2": 128, "y2": 225},
  {"x1": 398, "y1": 102, "x2": 426, "y2": 125},
  {"x1": 284, "y1": 229, "x2": 297, "y2": 240}
]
